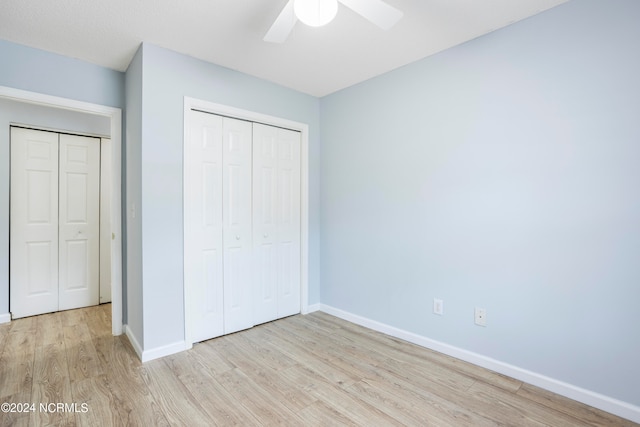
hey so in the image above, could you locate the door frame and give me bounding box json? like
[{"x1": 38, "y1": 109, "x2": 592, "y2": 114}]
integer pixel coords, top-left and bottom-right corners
[
  {"x1": 183, "y1": 97, "x2": 310, "y2": 348},
  {"x1": 1, "y1": 85, "x2": 123, "y2": 336}
]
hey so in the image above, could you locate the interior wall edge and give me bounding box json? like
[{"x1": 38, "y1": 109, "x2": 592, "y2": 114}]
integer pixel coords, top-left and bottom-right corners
[
  {"x1": 318, "y1": 303, "x2": 640, "y2": 424},
  {"x1": 123, "y1": 324, "x2": 143, "y2": 359}
]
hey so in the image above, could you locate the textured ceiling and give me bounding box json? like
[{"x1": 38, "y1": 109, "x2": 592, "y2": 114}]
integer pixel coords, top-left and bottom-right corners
[{"x1": 0, "y1": 0, "x2": 569, "y2": 97}]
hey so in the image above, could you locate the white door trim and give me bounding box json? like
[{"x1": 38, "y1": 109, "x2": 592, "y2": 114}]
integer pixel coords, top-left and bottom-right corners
[
  {"x1": 1, "y1": 85, "x2": 123, "y2": 336},
  {"x1": 183, "y1": 97, "x2": 310, "y2": 348}
]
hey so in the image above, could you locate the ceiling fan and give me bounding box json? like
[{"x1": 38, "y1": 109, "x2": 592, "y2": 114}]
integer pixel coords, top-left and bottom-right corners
[{"x1": 264, "y1": 0, "x2": 403, "y2": 43}]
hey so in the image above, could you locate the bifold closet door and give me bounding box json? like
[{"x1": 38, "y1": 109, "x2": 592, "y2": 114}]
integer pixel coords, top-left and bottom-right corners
[
  {"x1": 58, "y1": 133, "x2": 100, "y2": 311},
  {"x1": 252, "y1": 123, "x2": 301, "y2": 325},
  {"x1": 185, "y1": 112, "x2": 225, "y2": 342},
  {"x1": 186, "y1": 111, "x2": 253, "y2": 342},
  {"x1": 10, "y1": 128, "x2": 100, "y2": 319},
  {"x1": 10, "y1": 127, "x2": 60, "y2": 318},
  {"x1": 221, "y1": 117, "x2": 253, "y2": 334}
]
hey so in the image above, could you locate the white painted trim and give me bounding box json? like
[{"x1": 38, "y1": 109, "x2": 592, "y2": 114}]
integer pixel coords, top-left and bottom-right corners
[
  {"x1": 123, "y1": 324, "x2": 143, "y2": 359},
  {"x1": 0, "y1": 85, "x2": 123, "y2": 336},
  {"x1": 141, "y1": 341, "x2": 189, "y2": 363},
  {"x1": 9, "y1": 122, "x2": 109, "y2": 139},
  {"x1": 0, "y1": 313, "x2": 11, "y2": 324},
  {"x1": 319, "y1": 304, "x2": 640, "y2": 424},
  {"x1": 305, "y1": 303, "x2": 321, "y2": 313},
  {"x1": 183, "y1": 103, "x2": 194, "y2": 348},
  {"x1": 300, "y1": 125, "x2": 310, "y2": 315},
  {"x1": 124, "y1": 332, "x2": 194, "y2": 366},
  {"x1": 183, "y1": 97, "x2": 310, "y2": 346}
]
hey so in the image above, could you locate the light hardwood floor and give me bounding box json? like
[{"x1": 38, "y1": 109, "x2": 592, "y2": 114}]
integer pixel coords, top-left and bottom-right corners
[{"x1": 0, "y1": 304, "x2": 636, "y2": 426}]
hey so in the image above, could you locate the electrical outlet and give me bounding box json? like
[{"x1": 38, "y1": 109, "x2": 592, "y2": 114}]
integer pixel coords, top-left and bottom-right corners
[
  {"x1": 474, "y1": 307, "x2": 487, "y2": 326},
  {"x1": 433, "y1": 298, "x2": 443, "y2": 315}
]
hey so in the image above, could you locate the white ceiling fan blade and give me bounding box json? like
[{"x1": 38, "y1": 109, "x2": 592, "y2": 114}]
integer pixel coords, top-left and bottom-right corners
[
  {"x1": 264, "y1": 0, "x2": 298, "y2": 43},
  {"x1": 338, "y1": 0, "x2": 403, "y2": 30}
]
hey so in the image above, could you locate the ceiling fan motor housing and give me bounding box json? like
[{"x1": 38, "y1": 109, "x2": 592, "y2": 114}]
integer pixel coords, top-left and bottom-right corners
[{"x1": 294, "y1": 0, "x2": 339, "y2": 27}]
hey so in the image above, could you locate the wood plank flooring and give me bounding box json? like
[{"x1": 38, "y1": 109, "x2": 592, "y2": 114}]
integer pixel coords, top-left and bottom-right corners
[{"x1": 0, "y1": 304, "x2": 636, "y2": 426}]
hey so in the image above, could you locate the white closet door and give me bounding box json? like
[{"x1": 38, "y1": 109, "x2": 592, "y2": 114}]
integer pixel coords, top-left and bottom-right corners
[
  {"x1": 185, "y1": 111, "x2": 225, "y2": 342},
  {"x1": 222, "y1": 117, "x2": 254, "y2": 334},
  {"x1": 58, "y1": 133, "x2": 101, "y2": 311},
  {"x1": 252, "y1": 124, "x2": 278, "y2": 324},
  {"x1": 10, "y1": 128, "x2": 60, "y2": 319},
  {"x1": 276, "y1": 127, "x2": 301, "y2": 318},
  {"x1": 253, "y1": 124, "x2": 301, "y2": 324}
]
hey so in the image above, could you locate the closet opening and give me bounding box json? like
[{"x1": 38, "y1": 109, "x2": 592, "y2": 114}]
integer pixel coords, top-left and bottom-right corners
[
  {"x1": 9, "y1": 125, "x2": 112, "y2": 318},
  {"x1": 183, "y1": 97, "x2": 310, "y2": 348}
]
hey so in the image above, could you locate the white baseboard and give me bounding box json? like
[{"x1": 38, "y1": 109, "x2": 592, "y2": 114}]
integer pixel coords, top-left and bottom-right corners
[
  {"x1": 123, "y1": 324, "x2": 187, "y2": 363},
  {"x1": 0, "y1": 313, "x2": 11, "y2": 324},
  {"x1": 319, "y1": 304, "x2": 640, "y2": 424},
  {"x1": 123, "y1": 324, "x2": 143, "y2": 359},
  {"x1": 305, "y1": 303, "x2": 321, "y2": 313},
  {"x1": 141, "y1": 341, "x2": 188, "y2": 363}
]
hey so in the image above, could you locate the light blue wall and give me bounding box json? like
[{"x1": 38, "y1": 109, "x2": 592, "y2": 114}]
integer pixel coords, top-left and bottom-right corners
[
  {"x1": 320, "y1": 0, "x2": 640, "y2": 407},
  {"x1": 124, "y1": 45, "x2": 144, "y2": 345},
  {"x1": 0, "y1": 40, "x2": 124, "y2": 108},
  {"x1": 0, "y1": 40, "x2": 124, "y2": 320},
  {"x1": 137, "y1": 44, "x2": 320, "y2": 350}
]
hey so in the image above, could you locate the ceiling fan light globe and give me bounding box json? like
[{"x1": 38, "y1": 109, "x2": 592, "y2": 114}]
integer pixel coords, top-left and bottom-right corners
[{"x1": 294, "y1": 0, "x2": 338, "y2": 27}]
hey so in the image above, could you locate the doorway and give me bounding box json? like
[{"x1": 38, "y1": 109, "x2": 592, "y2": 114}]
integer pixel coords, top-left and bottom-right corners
[{"x1": 0, "y1": 86, "x2": 123, "y2": 335}]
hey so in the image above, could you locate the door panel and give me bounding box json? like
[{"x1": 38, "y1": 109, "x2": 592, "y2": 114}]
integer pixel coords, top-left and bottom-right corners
[
  {"x1": 25, "y1": 243, "x2": 53, "y2": 294},
  {"x1": 252, "y1": 125, "x2": 278, "y2": 324},
  {"x1": 253, "y1": 124, "x2": 301, "y2": 323},
  {"x1": 185, "y1": 112, "x2": 224, "y2": 342},
  {"x1": 222, "y1": 118, "x2": 253, "y2": 334},
  {"x1": 276, "y1": 128, "x2": 301, "y2": 318},
  {"x1": 65, "y1": 240, "x2": 89, "y2": 288},
  {"x1": 58, "y1": 133, "x2": 100, "y2": 311},
  {"x1": 10, "y1": 127, "x2": 59, "y2": 318}
]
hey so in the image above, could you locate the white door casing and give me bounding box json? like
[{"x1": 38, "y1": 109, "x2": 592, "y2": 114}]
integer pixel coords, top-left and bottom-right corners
[
  {"x1": 1, "y1": 85, "x2": 123, "y2": 336},
  {"x1": 10, "y1": 127, "x2": 60, "y2": 319},
  {"x1": 58, "y1": 133, "x2": 100, "y2": 311},
  {"x1": 100, "y1": 138, "x2": 112, "y2": 303},
  {"x1": 252, "y1": 123, "x2": 301, "y2": 325}
]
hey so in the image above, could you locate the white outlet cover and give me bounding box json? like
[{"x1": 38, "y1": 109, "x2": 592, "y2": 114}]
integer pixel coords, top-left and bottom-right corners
[
  {"x1": 433, "y1": 298, "x2": 443, "y2": 315},
  {"x1": 475, "y1": 307, "x2": 487, "y2": 326}
]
